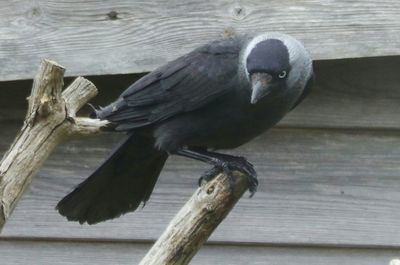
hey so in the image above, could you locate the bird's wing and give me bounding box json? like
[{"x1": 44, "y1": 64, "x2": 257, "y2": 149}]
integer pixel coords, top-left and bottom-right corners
[{"x1": 98, "y1": 37, "x2": 242, "y2": 130}]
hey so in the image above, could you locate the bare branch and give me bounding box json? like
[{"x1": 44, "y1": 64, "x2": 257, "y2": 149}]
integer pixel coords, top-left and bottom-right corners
[
  {"x1": 139, "y1": 172, "x2": 249, "y2": 265},
  {"x1": 0, "y1": 60, "x2": 108, "y2": 230}
]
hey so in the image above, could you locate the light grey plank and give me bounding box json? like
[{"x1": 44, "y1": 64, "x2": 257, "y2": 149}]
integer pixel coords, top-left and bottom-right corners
[
  {"x1": 1, "y1": 57, "x2": 400, "y2": 129},
  {"x1": 1, "y1": 122, "x2": 400, "y2": 247},
  {"x1": 1, "y1": 0, "x2": 400, "y2": 81},
  {"x1": 0, "y1": 240, "x2": 399, "y2": 265}
]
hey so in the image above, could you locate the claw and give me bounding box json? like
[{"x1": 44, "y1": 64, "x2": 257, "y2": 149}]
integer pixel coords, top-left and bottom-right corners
[
  {"x1": 209, "y1": 156, "x2": 258, "y2": 196},
  {"x1": 192, "y1": 150, "x2": 258, "y2": 196},
  {"x1": 87, "y1": 103, "x2": 100, "y2": 118},
  {"x1": 198, "y1": 166, "x2": 223, "y2": 186}
]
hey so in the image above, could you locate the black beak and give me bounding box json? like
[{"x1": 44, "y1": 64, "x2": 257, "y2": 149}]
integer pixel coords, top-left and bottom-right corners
[{"x1": 250, "y1": 73, "x2": 273, "y2": 104}]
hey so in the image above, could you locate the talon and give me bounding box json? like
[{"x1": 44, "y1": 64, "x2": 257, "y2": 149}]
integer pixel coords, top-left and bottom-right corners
[
  {"x1": 181, "y1": 148, "x2": 259, "y2": 196},
  {"x1": 248, "y1": 178, "x2": 258, "y2": 197},
  {"x1": 198, "y1": 166, "x2": 222, "y2": 186},
  {"x1": 211, "y1": 156, "x2": 258, "y2": 196},
  {"x1": 198, "y1": 177, "x2": 203, "y2": 187},
  {"x1": 220, "y1": 162, "x2": 233, "y2": 177},
  {"x1": 87, "y1": 103, "x2": 99, "y2": 118}
]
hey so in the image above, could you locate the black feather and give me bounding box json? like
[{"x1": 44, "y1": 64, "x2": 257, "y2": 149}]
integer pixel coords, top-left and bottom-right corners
[
  {"x1": 56, "y1": 134, "x2": 168, "y2": 224},
  {"x1": 96, "y1": 37, "x2": 242, "y2": 130}
]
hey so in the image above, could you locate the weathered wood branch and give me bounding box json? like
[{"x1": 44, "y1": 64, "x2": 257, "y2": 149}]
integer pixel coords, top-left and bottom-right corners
[
  {"x1": 0, "y1": 59, "x2": 108, "y2": 230},
  {"x1": 139, "y1": 172, "x2": 249, "y2": 265}
]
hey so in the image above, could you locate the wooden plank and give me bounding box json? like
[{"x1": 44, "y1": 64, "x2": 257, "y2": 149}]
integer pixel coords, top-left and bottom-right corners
[
  {"x1": 1, "y1": 123, "x2": 400, "y2": 247},
  {"x1": 0, "y1": 240, "x2": 399, "y2": 265},
  {"x1": 1, "y1": 56, "x2": 400, "y2": 129},
  {"x1": 281, "y1": 56, "x2": 400, "y2": 129},
  {"x1": 1, "y1": 0, "x2": 400, "y2": 81},
  {"x1": 0, "y1": 74, "x2": 137, "y2": 121}
]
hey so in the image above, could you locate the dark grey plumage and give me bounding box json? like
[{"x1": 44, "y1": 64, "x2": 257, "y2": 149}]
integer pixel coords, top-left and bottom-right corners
[{"x1": 57, "y1": 32, "x2": 314, "y2": 224}]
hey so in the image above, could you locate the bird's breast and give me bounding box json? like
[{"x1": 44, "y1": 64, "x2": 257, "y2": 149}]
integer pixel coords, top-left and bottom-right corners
[{"x1": 153, "y1": 87, "x2": 298, "y2": 152}]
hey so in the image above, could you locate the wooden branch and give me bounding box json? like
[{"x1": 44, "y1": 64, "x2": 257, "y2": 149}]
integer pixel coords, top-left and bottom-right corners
[
  {"x1": 0, "y1": 59, "x2": 108, "y2": 231},
  {"x1": 139, "y1": 172, "x2": 249, "y2": 265}
]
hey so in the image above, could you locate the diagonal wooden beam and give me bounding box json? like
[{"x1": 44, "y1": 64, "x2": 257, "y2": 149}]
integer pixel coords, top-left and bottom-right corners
[{"x1": 139, "y1": 172, "x2": 249, "y2": 265}]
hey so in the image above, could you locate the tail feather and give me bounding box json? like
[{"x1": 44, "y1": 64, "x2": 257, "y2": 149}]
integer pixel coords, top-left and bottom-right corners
[{"x1": 56, "y1": 134, "x2": 168, "y2": 224}]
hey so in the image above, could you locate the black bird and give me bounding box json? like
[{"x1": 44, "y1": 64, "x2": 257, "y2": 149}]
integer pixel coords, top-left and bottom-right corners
[{"x1": 57, "y1": 32, "x2": 314, "y2": 224}]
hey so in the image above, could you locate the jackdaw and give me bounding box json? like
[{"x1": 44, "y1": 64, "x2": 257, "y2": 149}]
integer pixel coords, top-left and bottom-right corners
[{"x1": 57, "y1": 32, "x2": 314, "y2": 224}]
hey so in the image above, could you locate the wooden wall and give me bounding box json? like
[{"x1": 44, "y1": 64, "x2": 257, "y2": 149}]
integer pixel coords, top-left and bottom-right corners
[
  {"x1": 1, "y1": 0, "x2": 400, "y2": 81},
  {"x1": 1, "y1": 0, "x2": 400, "y2": 263},
  {"x1": 1, "y1": 56, "x2": 400, "y2": 264}
]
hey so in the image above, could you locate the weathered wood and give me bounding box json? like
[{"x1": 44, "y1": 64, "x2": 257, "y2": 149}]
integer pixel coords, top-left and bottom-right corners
[
  {"x1": 1, "y1": 126, "x2": 400, "y2": 247},
  {"x1": 1, "y1": 0, "x2": 400, "y2": 81},
  {"x1": 282, "y1": 56, "x2": 400, "y2": 129},
  {"x1": 1, "y1": 240, "x2": 400, "y2": 265},
  {"x1": 0, "y1": 60, "x2": 65, "y2": 229},
  {"x1": 139, "y1": 172, "x2": 248, "y2": 265},
  {"x1": 0, "y1": 60, "x2": 107, "y2": 230},
  {"x1": 2, "y1": 57, "x2": 400, "y2": 129}
]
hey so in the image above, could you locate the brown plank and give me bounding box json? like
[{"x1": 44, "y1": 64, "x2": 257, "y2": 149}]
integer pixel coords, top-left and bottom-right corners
[
  {"x1": 1, "y1": 0, "x2": 400, "y2": 81},
  {"x1": 1, "y1": 57, "x2": 400, "y2": 129},
  {"x1": 1, "y1": 122, "x2": 400, "y2": 247},
  {"x1": 1, "y1": 240, "x2": 400, "y2": 265}
]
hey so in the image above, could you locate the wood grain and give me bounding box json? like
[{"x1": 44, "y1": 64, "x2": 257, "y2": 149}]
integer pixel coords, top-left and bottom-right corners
[
  {"x1": 1, "y1": 123, "x2": 400, "y2": 247},
  {"x1": 1, "y1": 57, "x2": 400, "y2": 129},
  {"x1": 1, "y1": 240, "x2": 400, "y2": 265},
  {"x1": 0, "y1": 60, "x2": 107, "y2": 230},
  {"x1": 139, "y1": 172, "x2": 249, "y2": 265},
  {"x1": 281, "y1": 56, "x2": 400, "y2": 129},
  {"x1": 0, "y1": 60, "x2": 66, "y2": 229},
  {"x1": 1, "y1": 0, "x2": 400, "y2": 81}
]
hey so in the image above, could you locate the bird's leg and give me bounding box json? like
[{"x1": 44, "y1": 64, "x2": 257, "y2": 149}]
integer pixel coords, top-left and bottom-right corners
[{"x1": 175, "y1": 148, "x2": 258, "y2": 196}]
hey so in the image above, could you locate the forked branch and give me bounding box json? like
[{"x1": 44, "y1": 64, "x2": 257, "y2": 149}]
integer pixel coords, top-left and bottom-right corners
[{"x1": 0, "y1": 60, "x2": 108, "y2": 230}]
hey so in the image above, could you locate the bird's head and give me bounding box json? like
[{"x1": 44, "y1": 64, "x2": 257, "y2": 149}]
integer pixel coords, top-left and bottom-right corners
[{"x1": 241, "y1": 33, "x2": 313, "y2": 104}]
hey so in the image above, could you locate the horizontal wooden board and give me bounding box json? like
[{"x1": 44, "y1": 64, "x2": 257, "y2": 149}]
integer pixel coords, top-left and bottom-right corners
[
  {"x1": 1, "y1": 0, "x2": 400, "y2": 81},
  {"x1": 1, "y1": 240, "x2": 400, "y2": 265},
  {"x1": 281, "y1": 56, "x2": 400, "y2": 129},
  {"x1": 1, "y1": 56, "x2": 400, "y2": 129},
  {"x1": 1, "y1": 122, "x2": 400, "y2": 247}
]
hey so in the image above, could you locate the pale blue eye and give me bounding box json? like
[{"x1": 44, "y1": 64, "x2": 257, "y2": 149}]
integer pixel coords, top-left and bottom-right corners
[{"x1": 278, "y1": 71, "x2": 287, "y2": 79}]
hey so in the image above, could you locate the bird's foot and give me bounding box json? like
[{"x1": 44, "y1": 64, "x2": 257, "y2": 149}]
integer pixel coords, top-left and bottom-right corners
[
  {"x1": 198, "y1": 156, "x2": 258, "y2": 197},
  {"x1": 219, "y1": 157, "x2": 258, "y2": 197},
  {"x1": 198, "y1": 166, "x2": 223, "y2": 186},
  {"x1": 86, "y1": 103, "x2": 99, "y2": 118}
]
